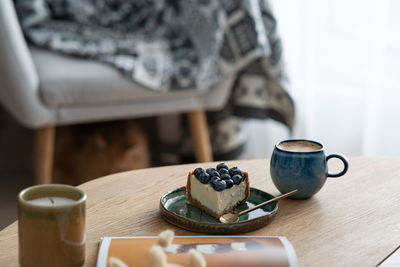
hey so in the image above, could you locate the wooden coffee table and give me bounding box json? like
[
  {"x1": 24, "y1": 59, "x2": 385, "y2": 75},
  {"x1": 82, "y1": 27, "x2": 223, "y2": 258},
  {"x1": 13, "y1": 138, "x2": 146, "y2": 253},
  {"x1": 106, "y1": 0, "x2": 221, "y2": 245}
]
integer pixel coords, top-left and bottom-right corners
[{"x1": 1, "y1": 157, "x2": 399, "y2": 266}]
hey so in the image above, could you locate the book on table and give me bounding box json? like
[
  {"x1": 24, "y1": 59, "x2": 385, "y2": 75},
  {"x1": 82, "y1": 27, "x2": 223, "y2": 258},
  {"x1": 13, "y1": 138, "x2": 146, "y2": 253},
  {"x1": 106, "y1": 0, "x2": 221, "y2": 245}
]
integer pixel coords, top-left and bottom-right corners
[{"x1": 96, "y1": 235, "x2": 298, "y2": 267}]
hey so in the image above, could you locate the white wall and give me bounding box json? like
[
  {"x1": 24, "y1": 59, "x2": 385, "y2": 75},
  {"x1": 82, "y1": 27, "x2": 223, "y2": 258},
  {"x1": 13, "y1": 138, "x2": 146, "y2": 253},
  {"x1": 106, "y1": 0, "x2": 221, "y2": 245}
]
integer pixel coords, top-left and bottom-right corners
[{"x1": 242, "y1": 0, "x2": 400, "y2": 158}]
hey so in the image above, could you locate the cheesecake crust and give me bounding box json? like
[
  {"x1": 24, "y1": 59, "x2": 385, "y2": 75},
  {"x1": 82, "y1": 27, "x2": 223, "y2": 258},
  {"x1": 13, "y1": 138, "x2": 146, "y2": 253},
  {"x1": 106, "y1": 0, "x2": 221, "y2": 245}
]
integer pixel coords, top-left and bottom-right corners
[{"x1": 186, "y1": 171, "x2": 250, "y2": 219}]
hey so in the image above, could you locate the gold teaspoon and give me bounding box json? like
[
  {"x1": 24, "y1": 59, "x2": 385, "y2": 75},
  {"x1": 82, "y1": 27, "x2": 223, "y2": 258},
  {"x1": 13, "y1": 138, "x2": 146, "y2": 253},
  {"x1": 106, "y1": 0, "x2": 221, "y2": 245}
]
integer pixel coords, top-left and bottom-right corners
[{"x1": 219, "y1": 189, "x2": 298, "y2": 223}]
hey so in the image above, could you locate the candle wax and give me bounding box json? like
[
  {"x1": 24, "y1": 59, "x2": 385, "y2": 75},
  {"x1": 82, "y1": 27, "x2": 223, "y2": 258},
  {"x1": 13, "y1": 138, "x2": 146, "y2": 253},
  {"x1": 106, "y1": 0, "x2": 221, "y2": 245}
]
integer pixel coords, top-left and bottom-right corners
[{"x1": 28, "y1": 197, "x2": 76, "y2": 206}]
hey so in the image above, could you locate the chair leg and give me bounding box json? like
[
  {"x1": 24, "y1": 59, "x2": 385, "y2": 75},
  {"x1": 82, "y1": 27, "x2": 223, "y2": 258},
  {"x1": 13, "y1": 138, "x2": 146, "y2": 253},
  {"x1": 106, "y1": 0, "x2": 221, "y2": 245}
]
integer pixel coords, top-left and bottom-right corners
[
  {"x1": 187, "y1": 110, "x2": 213, "y2": 162},
  {"x1": 34, "y1": 126, "x2": 55, "y2": 184}
]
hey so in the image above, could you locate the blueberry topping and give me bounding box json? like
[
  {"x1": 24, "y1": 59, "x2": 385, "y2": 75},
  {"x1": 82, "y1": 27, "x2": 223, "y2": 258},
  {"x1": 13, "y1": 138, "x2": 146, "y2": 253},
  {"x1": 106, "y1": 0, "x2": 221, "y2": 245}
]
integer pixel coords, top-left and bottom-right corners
[
  {"x1": 210, "y1": 176, "x2": 220, "y2": 184},
  {"x1": 198, "y1": 172, "x2": 211, "y2": 184},
  {"x1": 206, "y1": 168, "x2": 217, "y2": 175},
  {"x1": 210, "y1": 170, "x2": 220, "y2": 177},
  {"x1": 194, "y1": 167, "x2": 205, "y2": 178},
  {"x1": 218, "y1": 168, "x2": 229, "y2": 175},
  {"x1": 231, "y1": 174, "x2": 242, "y2": 185},
  {"x1": 220, "y1": 174, "x2": 231, "y2": 180},
  {"x1": 225, "y1": 179, "x2": 234, "y2": 188},
  {"x1": 229, "y1": 167, "x2": 242, "y2": 177},
  {"x1": 211, "y1": 179, "x2": 227, "y2": 191},
  {"x1": 193, "y1": 165, "x2": 246, "y2": 191},
  {"x1": 216, "y1": 163, "x2": 229, "y2": 171}
]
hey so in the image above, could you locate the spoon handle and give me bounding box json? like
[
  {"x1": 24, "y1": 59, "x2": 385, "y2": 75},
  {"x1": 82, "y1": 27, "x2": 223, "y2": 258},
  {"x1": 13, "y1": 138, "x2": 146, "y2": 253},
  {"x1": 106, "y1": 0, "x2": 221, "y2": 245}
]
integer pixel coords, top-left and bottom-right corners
[{"x1": 238, "y1": 189, "x2": 298, "y2": 216}]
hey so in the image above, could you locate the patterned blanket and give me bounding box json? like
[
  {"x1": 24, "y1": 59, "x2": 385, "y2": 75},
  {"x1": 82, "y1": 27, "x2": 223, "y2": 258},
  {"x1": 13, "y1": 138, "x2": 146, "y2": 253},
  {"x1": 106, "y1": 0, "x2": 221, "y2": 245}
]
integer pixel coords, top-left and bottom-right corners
[{"x1": 15, "y1": 0, "x2": 295, "y2": 159}]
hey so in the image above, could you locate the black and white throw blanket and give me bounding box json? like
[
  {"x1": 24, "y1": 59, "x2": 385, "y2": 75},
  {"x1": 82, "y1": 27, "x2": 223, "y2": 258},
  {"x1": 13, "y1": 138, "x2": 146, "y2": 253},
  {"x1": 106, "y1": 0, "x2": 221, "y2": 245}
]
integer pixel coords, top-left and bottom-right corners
[{"x1": 15, "y1": 0, "x2": 295, "y2": 159}]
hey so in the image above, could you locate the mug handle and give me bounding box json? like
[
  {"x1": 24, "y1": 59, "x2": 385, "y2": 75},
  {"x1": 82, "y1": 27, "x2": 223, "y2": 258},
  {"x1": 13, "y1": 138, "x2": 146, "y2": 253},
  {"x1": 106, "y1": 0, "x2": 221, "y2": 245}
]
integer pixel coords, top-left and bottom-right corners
[{"x1": 326, "y1": 154, "x2": 349, "y2": 178}]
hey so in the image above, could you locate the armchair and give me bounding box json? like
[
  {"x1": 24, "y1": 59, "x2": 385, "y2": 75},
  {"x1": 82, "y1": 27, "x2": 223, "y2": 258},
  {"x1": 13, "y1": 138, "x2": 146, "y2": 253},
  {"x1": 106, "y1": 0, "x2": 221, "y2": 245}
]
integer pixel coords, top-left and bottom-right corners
[{"x1": 0, "y1": 0, "x2": 234, "y2": 184}]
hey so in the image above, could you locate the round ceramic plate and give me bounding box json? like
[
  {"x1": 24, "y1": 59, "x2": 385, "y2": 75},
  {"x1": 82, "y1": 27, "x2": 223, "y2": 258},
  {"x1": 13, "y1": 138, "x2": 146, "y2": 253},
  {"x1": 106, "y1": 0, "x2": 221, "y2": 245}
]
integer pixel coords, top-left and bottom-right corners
[{"x1": 159, "y1": 187, "x2": 278, "y2": 234}]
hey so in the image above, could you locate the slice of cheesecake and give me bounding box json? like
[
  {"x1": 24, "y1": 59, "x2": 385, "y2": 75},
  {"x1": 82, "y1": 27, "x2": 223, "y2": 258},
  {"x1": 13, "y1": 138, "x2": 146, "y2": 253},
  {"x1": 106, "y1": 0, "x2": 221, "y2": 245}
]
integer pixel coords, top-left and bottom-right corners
[{"x1": 186, "y1": 163, "x2": 250, "y2": 219}]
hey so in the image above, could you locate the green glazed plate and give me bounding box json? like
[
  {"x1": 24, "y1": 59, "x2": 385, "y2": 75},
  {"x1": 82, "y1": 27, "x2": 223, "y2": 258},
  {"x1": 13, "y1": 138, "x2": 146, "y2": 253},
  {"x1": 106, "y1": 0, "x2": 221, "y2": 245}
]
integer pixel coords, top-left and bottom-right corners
[{"x1": 159, "y1": 187, "x2": 278, "y2": 234}]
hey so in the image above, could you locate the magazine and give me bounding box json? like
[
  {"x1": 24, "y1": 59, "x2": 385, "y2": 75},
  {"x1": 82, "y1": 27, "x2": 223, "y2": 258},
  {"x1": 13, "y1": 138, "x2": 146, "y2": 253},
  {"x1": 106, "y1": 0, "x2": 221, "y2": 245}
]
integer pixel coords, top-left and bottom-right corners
[{"x1": 97, "y1": 236, "x2": 298, "y2": 267}]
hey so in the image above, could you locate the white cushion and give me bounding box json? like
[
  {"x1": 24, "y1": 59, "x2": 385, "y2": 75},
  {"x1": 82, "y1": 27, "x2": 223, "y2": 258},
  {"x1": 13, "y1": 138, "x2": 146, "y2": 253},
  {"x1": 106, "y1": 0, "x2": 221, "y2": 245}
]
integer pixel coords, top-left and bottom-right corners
[{"x1": 30, "y1": 47, "x2": 208, "y2": 107}]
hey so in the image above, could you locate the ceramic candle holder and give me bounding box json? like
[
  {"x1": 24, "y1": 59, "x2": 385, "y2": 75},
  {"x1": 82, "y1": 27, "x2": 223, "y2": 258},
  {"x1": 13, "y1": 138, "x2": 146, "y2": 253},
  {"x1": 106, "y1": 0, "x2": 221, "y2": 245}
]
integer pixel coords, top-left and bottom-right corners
[{"x1": 18, "y1": 184, "x2": 86, "y2": 267}]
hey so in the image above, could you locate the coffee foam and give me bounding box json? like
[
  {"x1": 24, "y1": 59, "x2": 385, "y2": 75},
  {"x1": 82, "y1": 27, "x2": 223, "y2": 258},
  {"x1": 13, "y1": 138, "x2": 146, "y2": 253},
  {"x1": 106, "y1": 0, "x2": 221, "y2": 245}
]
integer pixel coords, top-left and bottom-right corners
[{"x1": 277, "y1": 141, "x2": 322, "y2": 152}]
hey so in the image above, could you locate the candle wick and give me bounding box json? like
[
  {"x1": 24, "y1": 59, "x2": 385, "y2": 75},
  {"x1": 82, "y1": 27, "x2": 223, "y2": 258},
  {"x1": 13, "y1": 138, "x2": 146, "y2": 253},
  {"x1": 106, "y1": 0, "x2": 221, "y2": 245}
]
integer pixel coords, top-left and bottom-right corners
[{"x1": 49, "y1": 197, "x2": 54, "y2": 204}]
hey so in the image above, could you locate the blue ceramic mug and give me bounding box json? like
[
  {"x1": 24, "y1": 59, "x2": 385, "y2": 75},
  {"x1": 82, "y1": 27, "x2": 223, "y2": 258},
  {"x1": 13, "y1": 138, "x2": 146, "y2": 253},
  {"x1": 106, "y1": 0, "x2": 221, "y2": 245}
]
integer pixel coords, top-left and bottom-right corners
[{"x1": 270, "y1": 139, "x2": 349, "y2": 199}]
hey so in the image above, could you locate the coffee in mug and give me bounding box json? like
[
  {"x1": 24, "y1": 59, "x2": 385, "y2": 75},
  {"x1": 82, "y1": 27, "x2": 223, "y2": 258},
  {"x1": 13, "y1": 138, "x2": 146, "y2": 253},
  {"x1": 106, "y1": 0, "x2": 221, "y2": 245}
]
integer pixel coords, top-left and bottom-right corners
[
  {"x1": 277, "y1": 140, "x2": 322, "y2": 152},
  {"x1": 270, "y1": 139, "x2": 348, "y2": 199}
]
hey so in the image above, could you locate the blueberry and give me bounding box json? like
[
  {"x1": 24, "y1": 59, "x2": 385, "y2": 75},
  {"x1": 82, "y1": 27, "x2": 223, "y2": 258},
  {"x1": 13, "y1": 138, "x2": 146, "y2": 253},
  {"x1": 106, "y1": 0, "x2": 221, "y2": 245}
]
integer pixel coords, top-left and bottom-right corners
[
  {"x1": 220, "y1": 174, "x2": 231, "y2": 180},
  {"x1": 194, "y1": 167, "x2": 205, "y2": 178},
  {"x1": 210, "y1": 176, "x2": 220, "y2": 184},
  {"x1": 225, "y1": 179, "x2": 234, "y2": 188},
  {"x1": 216, "y1": 163, "x2": 229, "y2": 171},
  {"x1": 231, "y1": 174, "x2": 242, "y2": 185},
  {"x1": 211, "y1": 179, "x2": 227, "y2": 191},
  {"x1": 210, "y1": 170, "x2": 220, "y2": 177},
  {"x1": 218, "y1": 168, "x2": 229, "y2": 175},
  {"x1": 198, "y1": 172, "x2": 211, "y2": 184},
  {"x1": 206, "y1": 168, "x2": 217, "y2": 175},
  {"x1": 229, "y1": 167, "x2": 242, "y2": 176}
]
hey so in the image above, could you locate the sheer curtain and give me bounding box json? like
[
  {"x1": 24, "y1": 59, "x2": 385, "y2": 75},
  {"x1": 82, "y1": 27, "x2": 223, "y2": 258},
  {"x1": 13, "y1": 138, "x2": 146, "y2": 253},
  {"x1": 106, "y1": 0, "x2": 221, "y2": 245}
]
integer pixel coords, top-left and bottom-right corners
[{"x1": 242, "y1": 0, "x2": 400, "y2": 158}]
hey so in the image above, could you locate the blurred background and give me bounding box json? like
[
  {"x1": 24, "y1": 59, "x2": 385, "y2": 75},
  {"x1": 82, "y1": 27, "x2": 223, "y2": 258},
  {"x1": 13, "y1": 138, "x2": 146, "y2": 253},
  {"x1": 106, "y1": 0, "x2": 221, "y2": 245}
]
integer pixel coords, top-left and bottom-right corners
[
  {"x1": 245, "y1": 0, "x2": 400, "y2": 158},
  {"x1": 2, "y1": 0, "x2": 400, "y2": 229}
]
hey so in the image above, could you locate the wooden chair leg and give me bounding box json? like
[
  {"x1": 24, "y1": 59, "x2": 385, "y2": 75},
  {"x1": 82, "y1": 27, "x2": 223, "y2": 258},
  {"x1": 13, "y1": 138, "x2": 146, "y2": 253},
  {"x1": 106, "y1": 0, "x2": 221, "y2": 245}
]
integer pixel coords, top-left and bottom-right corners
[
  {"x1": 187, "y1": 110, "x2": 213, "y2": 162},
  {"x1": 34, "y1": 126, "x2": 55, "y2": 184}
]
